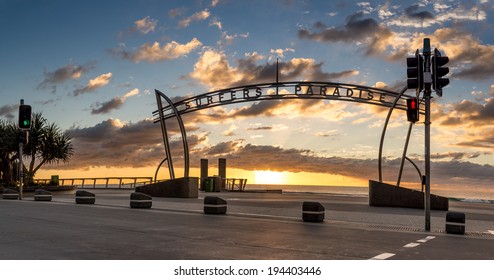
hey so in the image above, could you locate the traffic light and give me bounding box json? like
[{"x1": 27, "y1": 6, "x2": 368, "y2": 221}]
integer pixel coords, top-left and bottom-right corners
[
  {"x1": 407, "y1": 50, "x2": 424, "y2": 91},
  {"x1": 432, "y1": 48, "x2": 449, "y2": 97},
  {"x1": 18, "y1": 104, "x2": 32, "y2": 129},
  {"x1": 406, "y1": 97, "x2": 419, "y2": 123}
]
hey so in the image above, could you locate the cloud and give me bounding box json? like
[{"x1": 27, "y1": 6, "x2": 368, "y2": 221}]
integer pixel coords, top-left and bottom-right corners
[
  {"x1": 298, "y1": 12, "x2": 395, "y2": 56},
  {"x1": 192, "y1": 140, "x2": 494, "y2": 187},
  {"x1": 189, "y1": 49, "x2": 359, "y2": 90},
  {"x1": 38, "y1": 63, "x2": 93, "y2": 93},
  {"x1": 134, "y1": 16, "x2": 157, "y2": 34},
  {"x1": 90, "y1": 88, "x2": 139, "y2": 115},
  {"x1": 113, "y1": 38, "x2": 202, "y2": 63},
  {"x1": 270, "y1": 48, "x2": 295, "y2": 58},
  {"x1": 0, "y1": 104, "x2": 17, "y2": 119},
  {"x1": 209, "y1": 17, "x2": 222, "y2": 30},
  {"x1": 168, "y1": 7, "x2": 185, "y2": 19},
  {"x1": 44, "y1": 117, "x2": 494, "y2": 188},
  {"x1": 48, "y1": 118, "x2": 201, "y2": 170},
  {"x1": 179, "y1": 9, "x2": 210, "y2": 28},
  {"x1": 73, "y1": 72, "x2": 112, "y2": 96},
  {"x1": 298, "y1": 12, "x2": 385, "y2": 42},
  {"x1": 217, "y1": 31, "x2": 249, "y2": 46},
  {"x1": 404, "y1": 4, "x2": 435, "y2": 21}
]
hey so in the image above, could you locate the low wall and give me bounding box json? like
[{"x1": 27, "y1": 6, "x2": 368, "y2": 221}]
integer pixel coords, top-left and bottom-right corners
[
  {"x1": 136, "y1": 177, "x2": 198, "y2": 198},
  {"x1": 369, "y1": 180, "x2": 448, "y2": 210}
]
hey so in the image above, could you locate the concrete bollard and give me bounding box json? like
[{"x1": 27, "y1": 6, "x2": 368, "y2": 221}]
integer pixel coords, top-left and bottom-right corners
[
  {"x1": 130, "y1": 192, "x2": 152, "y2": 209},
  {"x1": 302, "y1": 201, "x2": 325, "y2": 223},
  {"x1": 75, "y1": 190, "x2": 95, "y2": 204},
  {"x1": 445, "y1": 211, "x2": 465, "y2": 235},
  {"x1": 2, "y1": 189, "x2": 19, "y2": 200},
  {"x1": 204, "y1": 196, "x2": 227, "y2": 214},
  {"x1": 34, "y1": 189, "x2": 52, "y2": 202}
]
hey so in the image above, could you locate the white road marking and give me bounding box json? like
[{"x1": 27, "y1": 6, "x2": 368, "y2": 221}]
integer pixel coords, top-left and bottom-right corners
[
  {"x1": 404, "y1": 242, "x2": 420, "y2": 248},
  {"x1": 488, "y1": 230, "x2": 494, "y2": 235},
  {"x1": 417, "y1": 236, "x2": 436, "y2": 243},
  {"x1": 370, "y1": 253, "x2": 395, "y2": 260}
]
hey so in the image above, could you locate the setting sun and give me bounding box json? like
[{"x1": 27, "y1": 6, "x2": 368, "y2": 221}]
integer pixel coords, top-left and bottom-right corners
[{"x1": 254, "y1": 170, "x2": 286, "y2": 185}]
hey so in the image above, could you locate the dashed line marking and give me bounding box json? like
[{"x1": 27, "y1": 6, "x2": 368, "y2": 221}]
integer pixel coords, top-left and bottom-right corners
[
  {"x1": 370, "y1": 253, "x2": 395, "y2": 260},
  {"x1": 404, "y1": 242, "x2": 421, "y2": 248},
  {"x1": 488, "y1": 230, "x2": 494, "y2": 235},
  {"x1": 417, "y1": 236, "x2": 436, "y2": 243}
]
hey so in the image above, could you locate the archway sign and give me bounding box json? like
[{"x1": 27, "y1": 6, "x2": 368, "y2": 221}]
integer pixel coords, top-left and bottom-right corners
[{"x1": 152, "y1": 81, "x2": 423, "y2": 182}]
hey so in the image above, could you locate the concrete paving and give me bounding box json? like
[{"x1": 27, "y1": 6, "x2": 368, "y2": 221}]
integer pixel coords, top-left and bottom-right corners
[{"x1": 1, "y1": 189, "x2": 493, "y2": 260}]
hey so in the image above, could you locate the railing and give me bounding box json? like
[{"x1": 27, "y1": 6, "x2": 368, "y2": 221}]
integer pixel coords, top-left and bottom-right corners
[
  {"x1": 222, "y1": 178, "x2": 247, "y2": 191},
  {"x1": 33, "y1": 177, "x2": 154, "y2": 189}
]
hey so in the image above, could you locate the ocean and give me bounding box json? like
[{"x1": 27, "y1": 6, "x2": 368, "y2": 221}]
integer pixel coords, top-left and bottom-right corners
[
  {"x1": 77, "y1": 181, "x2": 494, "y2": 203},
  {"x1": 245, "y1": 183, "x2": 494, "y2": 202}
]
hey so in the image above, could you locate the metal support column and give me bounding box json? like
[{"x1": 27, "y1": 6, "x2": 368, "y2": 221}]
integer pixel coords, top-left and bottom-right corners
[{"x1": 155, "y1": 92, "x2": 175, "y2": 179}]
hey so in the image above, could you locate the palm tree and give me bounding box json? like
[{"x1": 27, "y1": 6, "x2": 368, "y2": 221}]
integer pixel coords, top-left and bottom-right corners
[
  {"x1": 0, "y1": 120, "x2": 19, "y2": 187},
  {"x1": 23, "y1": 112, "x2": 74, "y2": 184},
  {"x1": 0, "y1": 112, "x2": 74, "y2": 187}
]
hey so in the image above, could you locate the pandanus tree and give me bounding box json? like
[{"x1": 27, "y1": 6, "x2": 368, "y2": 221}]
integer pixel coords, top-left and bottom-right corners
[
  {"x1": 0, "y1": 112, "x2": 74, "y2": 187},
  {"x1": 0, "y1": 120, "x2": 19, "y2": 187}
]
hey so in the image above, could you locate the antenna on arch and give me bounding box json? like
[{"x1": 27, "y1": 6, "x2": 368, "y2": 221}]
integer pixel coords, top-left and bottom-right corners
[{"x1": 276, "y1": 58, "x2": 279, "y2": 84}]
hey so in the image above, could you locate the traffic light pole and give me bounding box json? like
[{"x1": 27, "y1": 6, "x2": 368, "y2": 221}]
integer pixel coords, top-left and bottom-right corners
[
  {"x1": 19, "y1": 99, "x2": 24, "y2": 200},
  {"x1": 422, "y1": 39, "x2": 432, "y2": 231}
]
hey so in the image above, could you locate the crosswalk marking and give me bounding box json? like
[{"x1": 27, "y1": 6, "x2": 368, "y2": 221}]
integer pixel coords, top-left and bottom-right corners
[{"x1": 370, "y1": 253, "x2": 395, "y2": 260}]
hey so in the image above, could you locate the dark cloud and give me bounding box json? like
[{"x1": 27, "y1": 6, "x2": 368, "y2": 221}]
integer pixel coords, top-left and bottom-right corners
[
  {"x1": 42, "y1": 118, "x2": 200, "y2": 170},
  {"x1": 37, "y1": 63, "x2": 93, "y2": 93},
  {"x1": 192, "y1": 141, "x2": 494, "y2": 187},
  {"x1": 91, "y1": 97, "x2": 125, "y2": 115},
  {"x1": 404, "y1": 4, "x2": 435, "y2": 21},
  {"x1": 0, "y1": 104, "x2": 17, "y2": 119},
  {"x1": 298, "y1": 12, "x2": 390, "y2": 43},
  {"x1": 429, "y1": 152, "x2": 482, "y2": 160},
  {"x1": 247, "y1": 126, "x2": 273, "y2": 131},
  {"x1": 297, "y1": 12, "x2": 394, "y2": 56}
]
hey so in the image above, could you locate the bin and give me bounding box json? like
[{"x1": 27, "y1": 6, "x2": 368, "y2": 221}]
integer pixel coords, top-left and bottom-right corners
[
  {"x1": 203, "y1": 178, "x2": 214, "y2": 192},
  {"x1": 51, "y1": 175, "x2": 59, "y2": 186}
]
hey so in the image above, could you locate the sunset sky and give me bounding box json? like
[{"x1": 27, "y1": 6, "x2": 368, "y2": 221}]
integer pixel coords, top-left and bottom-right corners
[{"x1": 1, "y1": 0, "x2": 494, "y2": 190}]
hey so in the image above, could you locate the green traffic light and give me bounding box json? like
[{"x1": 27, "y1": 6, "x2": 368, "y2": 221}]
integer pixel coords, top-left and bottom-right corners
[{"x1": 23, "y1": 120, "x2": 30, "y2": 126}]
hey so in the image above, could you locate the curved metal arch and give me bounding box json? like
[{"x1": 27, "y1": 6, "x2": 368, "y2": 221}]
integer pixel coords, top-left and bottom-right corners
[
  {"x1": 153, "y1": 81, "x2": 421, "y2": 122},
  {"x1": 155, "y1": 90, "x2": 189, "y2": 179},
  {"x1": 153, "y1": 81, "x2": 425, "y2": 182}
]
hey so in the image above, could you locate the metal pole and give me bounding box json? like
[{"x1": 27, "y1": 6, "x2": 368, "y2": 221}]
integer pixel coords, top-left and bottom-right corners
[
  {"x1": 423, "y1": 38, "x2": 432, "y2": 231},
  {"x1": 396, "y1": 122, "x2": 414, "y2": 186},
  {"x1": 18, "y1": 99, "x2": 24, "y2": 200},
  {"x1": 19, "y1": 140, "x2": 23, "y2": 200},
  {"x1": 378, "y1": 86, "x2": 408, "y2": 182}
]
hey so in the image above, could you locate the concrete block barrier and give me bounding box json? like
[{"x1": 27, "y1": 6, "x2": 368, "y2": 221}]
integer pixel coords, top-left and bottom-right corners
[
  {"x1": 204, "y1": 196, "x2": 227, "y2": 215},
  {"x1": 302, "y1": 201, "x2": 325, "y2": 223},
  {"x1": 34, "y1": 189, "x2": 52, "y2": 202},
  {"x1": 75, "y1": 190, "x2": 95, "y2": 204},
  {"x1": 446, "y1": 211, "x2": 465, "y2": 235},
  {"x1": 2, "y1": 189, "x2": 19, "y2": 200},
  {"x1": 130, "y1": 192, "x2": 152, "y2": 209}
]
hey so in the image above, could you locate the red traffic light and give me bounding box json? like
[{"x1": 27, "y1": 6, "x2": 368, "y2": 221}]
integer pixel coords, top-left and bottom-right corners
[{"x1": 406, "y1": 97, "x2": 419, "y2": 123}]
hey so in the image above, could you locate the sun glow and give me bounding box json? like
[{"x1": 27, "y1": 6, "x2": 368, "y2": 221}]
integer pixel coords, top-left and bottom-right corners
[{"x1": 254, "y1": 170, "x2": 286, "y2": 185}]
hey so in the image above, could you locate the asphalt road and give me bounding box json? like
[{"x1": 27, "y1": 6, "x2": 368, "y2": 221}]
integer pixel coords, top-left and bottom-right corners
[{"x1": 0, "y1": 190, "x2": 493, "y2": 260}]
